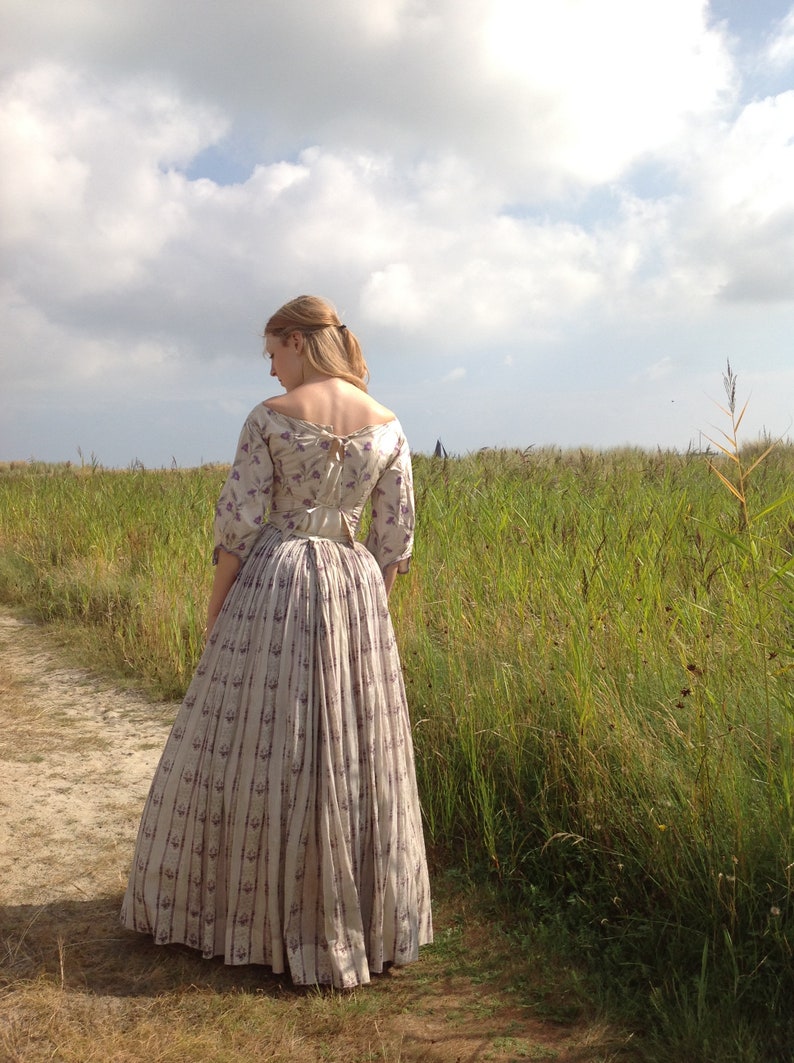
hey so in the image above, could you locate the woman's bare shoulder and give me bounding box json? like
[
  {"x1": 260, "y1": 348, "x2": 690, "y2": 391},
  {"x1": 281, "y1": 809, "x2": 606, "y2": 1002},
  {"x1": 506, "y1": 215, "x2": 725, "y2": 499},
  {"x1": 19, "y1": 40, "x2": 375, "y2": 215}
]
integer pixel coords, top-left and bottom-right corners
[
  {"x1": 265, "y1": 381, "x2": 395, "y2": 431},
  {"x1": 362, "y1": 394, "x2": 396, "y2": 423},
  {"x1": 262, "y1": 393, "x2": 293, "y2": 414}
]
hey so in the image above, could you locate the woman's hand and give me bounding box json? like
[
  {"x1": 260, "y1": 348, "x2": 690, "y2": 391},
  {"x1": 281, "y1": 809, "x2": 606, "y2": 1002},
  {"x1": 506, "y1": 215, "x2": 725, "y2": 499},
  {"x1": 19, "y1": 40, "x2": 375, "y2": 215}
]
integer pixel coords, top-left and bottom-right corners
[
  {"x1": 383, "y1": 561, "x2": 399, "y2": 598},
  {"x1": 206, "y1": 548, "x2": 242, "y2": 636}
]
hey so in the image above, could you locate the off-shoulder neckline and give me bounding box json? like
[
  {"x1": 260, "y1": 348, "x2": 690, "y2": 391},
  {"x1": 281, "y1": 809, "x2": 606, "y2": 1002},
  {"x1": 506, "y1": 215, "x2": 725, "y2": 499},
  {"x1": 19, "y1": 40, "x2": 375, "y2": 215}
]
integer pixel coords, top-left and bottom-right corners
[{"x1": 262, "y1": 405, "x2": 399, "y2": 439}]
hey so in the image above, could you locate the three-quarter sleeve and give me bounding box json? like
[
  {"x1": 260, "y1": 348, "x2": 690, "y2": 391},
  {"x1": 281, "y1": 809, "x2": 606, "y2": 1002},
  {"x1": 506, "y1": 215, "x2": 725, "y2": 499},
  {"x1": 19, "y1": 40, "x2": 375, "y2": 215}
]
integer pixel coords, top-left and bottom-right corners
[
  {"x1": 213, "y1": 407, "x2": 274, "y2": 565},
  {"x1": 364, "y1": 430, "x2": 415, "y2": 575}
]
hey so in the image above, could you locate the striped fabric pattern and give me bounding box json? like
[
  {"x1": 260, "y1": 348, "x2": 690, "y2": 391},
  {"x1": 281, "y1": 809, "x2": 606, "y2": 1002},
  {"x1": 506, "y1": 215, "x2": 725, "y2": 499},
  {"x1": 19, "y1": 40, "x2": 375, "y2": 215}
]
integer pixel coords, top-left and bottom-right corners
[{"x1": 121, "y1": 410, "x2": 433, "y2": 987}]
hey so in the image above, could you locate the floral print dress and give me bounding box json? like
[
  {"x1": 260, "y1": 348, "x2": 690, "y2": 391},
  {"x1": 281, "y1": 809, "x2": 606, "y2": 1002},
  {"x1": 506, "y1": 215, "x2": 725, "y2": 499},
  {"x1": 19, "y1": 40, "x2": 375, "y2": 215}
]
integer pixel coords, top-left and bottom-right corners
[{"x1": 121, "y1": 406, "x2": 433, "y2": 988}]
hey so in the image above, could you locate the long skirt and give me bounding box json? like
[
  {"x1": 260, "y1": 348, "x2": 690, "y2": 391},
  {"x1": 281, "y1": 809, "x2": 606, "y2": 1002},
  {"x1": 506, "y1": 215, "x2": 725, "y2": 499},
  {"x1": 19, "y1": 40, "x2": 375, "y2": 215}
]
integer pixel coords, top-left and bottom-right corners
[{"x1": 120, "y1": 525, "x2": 432, "y2": 988}]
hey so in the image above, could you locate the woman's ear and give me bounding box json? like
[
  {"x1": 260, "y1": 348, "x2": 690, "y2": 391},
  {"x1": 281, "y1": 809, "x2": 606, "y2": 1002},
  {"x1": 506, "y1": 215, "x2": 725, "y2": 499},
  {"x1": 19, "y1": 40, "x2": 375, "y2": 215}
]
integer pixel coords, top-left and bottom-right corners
[{"x1": 289, "y1": 330, "x2": 304, "y2": 354}]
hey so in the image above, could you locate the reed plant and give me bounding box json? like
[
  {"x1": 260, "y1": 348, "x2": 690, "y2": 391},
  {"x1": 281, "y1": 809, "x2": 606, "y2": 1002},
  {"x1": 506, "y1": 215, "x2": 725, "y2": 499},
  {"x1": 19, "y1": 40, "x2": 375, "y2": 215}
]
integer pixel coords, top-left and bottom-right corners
[
  {"x1": 1, "y1": 381, "x2": 792, "y2": 1058},
  {"x1": 0, "y1": 462, "x2": 222, "y2": 696},
  {"x1": 394, "y1": 403, "x2": 792, "y2": 1058}
]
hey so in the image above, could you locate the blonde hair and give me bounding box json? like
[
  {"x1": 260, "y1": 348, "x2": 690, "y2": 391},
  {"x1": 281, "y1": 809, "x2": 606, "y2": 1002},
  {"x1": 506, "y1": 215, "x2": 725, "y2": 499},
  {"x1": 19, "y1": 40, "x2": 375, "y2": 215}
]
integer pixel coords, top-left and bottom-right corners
[{"x1": 265, "y1": 295, "x2": 369, "y2": 391}]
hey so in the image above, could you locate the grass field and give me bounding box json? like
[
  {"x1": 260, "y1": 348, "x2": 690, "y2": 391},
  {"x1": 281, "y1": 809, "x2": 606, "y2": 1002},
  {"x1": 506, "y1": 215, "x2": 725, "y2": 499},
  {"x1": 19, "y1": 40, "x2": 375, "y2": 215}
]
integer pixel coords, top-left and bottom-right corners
[{"x1": 1, "y1": 382, "x2": 792, "y2": 1060}]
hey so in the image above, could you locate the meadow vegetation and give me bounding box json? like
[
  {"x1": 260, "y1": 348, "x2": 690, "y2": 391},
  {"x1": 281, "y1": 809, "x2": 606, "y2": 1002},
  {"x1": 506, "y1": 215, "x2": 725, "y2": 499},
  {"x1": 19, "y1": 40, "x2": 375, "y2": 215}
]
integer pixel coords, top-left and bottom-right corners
[{"x1": 1, "y1": 372, "x2": 792, "y2": 1061}]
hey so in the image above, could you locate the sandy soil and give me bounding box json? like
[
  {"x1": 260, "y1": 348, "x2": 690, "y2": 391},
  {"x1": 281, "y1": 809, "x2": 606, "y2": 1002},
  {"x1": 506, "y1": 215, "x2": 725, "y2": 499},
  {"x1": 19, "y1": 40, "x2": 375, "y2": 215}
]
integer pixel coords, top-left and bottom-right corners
[
  {"x1": 0, "y1": 612, "x2": 177, "y2": 908},
  {"x1": 0, "y1": 611, "x2": 630, "y2": 1063}
]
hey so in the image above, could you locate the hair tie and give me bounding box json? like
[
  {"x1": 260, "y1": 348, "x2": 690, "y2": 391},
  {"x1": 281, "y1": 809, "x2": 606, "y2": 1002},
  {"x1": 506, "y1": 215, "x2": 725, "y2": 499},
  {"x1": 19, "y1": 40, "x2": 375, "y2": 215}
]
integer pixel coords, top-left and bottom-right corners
[{"x1": 338, "y1": 323, "x2": 347, "y2": 332}]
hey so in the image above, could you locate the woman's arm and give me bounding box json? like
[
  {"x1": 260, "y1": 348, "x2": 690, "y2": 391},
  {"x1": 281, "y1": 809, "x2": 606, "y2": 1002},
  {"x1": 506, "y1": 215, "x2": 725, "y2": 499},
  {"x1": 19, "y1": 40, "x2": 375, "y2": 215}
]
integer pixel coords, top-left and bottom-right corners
[
  {"x1": 207, "y1": 547, "x2": 241, "y2": 636},
  {"x1": 364, "y1": 430, "x2": 415, "y2": 588}
]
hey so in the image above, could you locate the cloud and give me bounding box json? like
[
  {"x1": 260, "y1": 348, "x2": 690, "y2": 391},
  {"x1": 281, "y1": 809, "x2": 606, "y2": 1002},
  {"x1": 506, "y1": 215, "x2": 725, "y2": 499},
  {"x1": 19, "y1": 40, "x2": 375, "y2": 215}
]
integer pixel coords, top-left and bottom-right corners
[
  {"x1": 2, "y1": 47, "x2": 792, "y2": 406},
  {"x1": 484, "y1": 0, "x2": 735, "y2": 187},
  {"x1": 0, "y1": 64, "x2": 225, "y2": 298},
  {"x1": 0, "y1": 1, "x2": 792, "y2": 464},
  {"x1": 767, "y1": 7, "x2": 794, "y2": 67},
  {"x1": 0, "y1": 61, "x2": 613, "y2": 385},
  {"x1": 441, "y1": 367, "x2": 467, "y2": 384},
  {"x1": 645, "y1": 357, "x2": 674, "y2": 382},
  {"x1": 2, "y1": 0, "x2": 736, "y2": 196},
  {"x1": 672, "y1": 91, "x2": 794, "y2": 303}
]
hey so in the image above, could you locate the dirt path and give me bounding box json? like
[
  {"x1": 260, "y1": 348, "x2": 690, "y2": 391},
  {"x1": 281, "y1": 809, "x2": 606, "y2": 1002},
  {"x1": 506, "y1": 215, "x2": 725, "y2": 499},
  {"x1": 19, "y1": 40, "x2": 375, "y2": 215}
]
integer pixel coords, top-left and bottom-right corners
[
  {"x1": 0, "y1": 612, "x2": 635, "y2": 1063},
  {"x1": 0, "y1": 613, "x2": 178, "y2": 908}
]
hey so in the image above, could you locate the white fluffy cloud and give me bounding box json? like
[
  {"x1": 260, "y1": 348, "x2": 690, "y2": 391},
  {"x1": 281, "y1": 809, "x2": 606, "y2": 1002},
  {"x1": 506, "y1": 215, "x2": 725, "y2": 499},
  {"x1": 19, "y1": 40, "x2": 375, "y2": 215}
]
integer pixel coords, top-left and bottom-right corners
[
  {"x1": 1, "y1": 0, "x2": 792, "y2": 463},
  {"x1": 484, "y1": 0, "x2": 734, "y2": 188},
  {"x1": 0, "y1": 0, "x2": 736, "y2": 190},
  {"x1": 0, "y1": 65, "x2": 224, "y2": 300},
  {"x1": 767, "y1": 6, "x2": 794, "y2": 65}
]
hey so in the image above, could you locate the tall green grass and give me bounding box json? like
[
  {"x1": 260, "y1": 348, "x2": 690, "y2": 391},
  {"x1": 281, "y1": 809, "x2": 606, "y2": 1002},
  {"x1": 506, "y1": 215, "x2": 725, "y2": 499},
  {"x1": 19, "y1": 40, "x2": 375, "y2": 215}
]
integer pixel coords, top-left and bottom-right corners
[
  {"x1": 1, "y1": 417, "x2": 792, "y2": 1058},
  {"x1": 396, "y1": 440, "x2": 793, "y2": 1058},
  {"x1": 0, "y1": 460, "x2": 223, "y2": 696}
]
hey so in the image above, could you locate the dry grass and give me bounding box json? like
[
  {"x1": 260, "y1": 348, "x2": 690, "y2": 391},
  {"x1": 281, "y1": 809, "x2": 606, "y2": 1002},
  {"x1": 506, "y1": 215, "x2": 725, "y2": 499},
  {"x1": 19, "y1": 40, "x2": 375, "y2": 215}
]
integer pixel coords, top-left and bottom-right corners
[
  {"x1": 0, "y1": 885, "x2": 639, "y2": 1063},
  {"x1": 0, "y1": 612, "x2": 642, "y2": 1063},
  {"x1": 0, "y1": 661, "x2": 108, "y2": 761}
]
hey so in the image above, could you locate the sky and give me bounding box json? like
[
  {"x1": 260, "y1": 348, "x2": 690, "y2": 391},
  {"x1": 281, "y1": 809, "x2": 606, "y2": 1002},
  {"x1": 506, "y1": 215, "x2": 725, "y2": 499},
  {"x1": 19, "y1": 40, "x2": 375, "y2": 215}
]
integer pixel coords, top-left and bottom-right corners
[{"x1": 1, "y1": 0, "x2": 793, "y2": 466}]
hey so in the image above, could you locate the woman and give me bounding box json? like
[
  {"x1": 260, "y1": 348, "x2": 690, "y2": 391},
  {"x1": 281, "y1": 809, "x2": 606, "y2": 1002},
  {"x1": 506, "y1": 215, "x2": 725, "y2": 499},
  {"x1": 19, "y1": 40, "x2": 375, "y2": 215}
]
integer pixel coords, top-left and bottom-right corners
[{"x1": 121, "y1": 296, "x2": 432, "y2": 988}]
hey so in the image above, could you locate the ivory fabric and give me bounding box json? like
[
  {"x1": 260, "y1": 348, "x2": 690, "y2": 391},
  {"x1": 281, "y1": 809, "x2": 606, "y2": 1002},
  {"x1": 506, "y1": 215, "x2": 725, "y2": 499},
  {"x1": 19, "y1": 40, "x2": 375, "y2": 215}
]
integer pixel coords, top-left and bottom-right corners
[{"x1": 121, "y1": 406, "x2": 432, "y2": 987}]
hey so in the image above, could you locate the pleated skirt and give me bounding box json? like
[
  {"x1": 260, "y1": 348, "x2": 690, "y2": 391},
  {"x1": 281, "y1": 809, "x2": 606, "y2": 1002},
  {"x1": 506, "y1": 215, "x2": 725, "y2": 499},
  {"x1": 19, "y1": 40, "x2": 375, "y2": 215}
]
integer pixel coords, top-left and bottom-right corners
[{"x1": 120, "y1": 525, "x2": 432, "y2": 987}]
